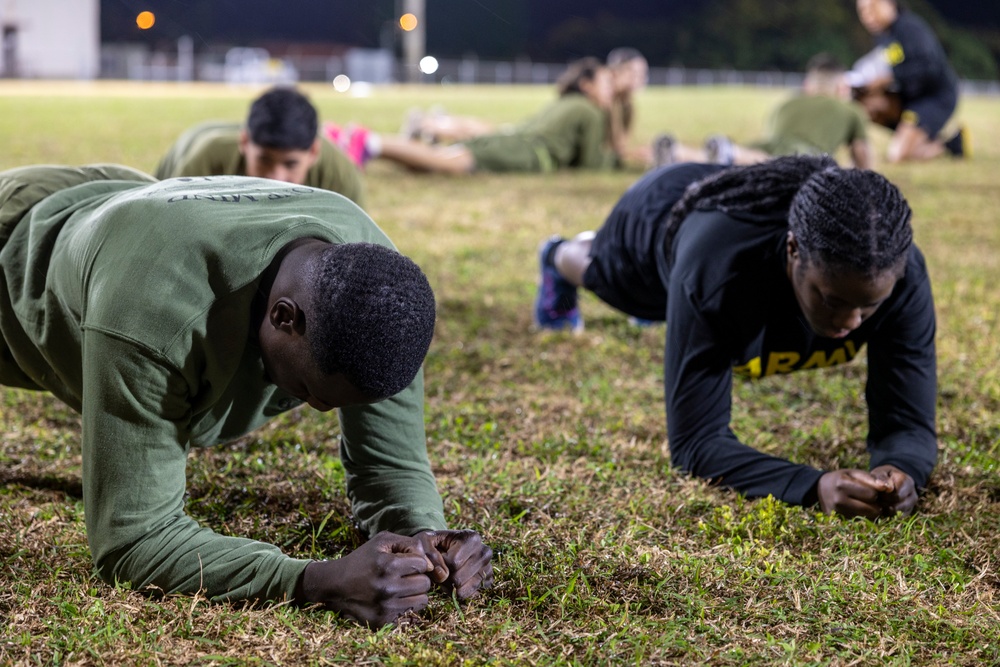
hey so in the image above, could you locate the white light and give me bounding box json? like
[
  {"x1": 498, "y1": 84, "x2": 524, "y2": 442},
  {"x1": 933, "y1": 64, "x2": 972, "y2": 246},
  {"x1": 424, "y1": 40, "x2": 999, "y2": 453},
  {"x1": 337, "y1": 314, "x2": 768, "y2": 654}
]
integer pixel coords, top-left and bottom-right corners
[
  {"x1": 350, "y1": 81, "x2": 374, "y2": 98},
  {"x1": 418, "y1": 56, "x2": 439, "y2": 75},
  {"x1": 332, "y1": 74, "x2": 351, "y2": 92}
]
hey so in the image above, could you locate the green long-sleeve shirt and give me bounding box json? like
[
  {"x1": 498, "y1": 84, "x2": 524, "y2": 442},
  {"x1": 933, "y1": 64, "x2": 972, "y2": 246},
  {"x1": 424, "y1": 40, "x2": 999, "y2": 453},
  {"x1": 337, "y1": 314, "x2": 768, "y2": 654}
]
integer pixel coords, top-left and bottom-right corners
[
  {"x1": 461, "y1": 93, "x2": 616, "y2": 173},
  {"x1": 517, "y1": 93, "x2": 616, "y2": 170},
  {"x1": 154, "y1": 122, "x2": 366, "y2": 208},
  {"x1": 0, "y1": 166, "x2": 445, "y2": 603}
]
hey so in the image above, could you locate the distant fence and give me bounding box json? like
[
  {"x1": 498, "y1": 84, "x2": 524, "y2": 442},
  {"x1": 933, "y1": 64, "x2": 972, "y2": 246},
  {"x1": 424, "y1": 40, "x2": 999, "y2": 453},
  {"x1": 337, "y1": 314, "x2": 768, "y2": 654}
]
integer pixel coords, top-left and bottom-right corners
[{"x1": 99, "y1": 47, "x2": 1000, "y2": 96}]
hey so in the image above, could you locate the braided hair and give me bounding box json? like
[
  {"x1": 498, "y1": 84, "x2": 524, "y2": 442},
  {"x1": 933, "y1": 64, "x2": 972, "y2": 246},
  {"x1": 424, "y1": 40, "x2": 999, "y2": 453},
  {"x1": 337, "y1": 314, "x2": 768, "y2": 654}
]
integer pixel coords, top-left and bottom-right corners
[
  {"x1": 789, "y1": 166, "x2": 912, "y2": 278},
  {"x1": 663, "y1": 155, "x2": 912, "y2": 278}
]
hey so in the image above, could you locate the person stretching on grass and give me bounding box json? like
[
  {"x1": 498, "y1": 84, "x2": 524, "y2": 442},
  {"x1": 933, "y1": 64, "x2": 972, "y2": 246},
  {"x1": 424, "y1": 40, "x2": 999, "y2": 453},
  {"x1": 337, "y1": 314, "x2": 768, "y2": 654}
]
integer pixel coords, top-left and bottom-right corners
[
  {"x1": 156, "y1": 86, "x2": 366, "y2": 206},
  {"x1": 533, "y1": 156, "x2": 936, "y2": 518},
  {"x1": 653, "y1": 53, "x2": 872, "y2": 169},
  {"x1": 326, "y1": 57, "x2": 617, "y2": 175},
  {"x1": 402, "y1": 48, "x2": 650, "y2": 169},
  {"x1": 0, "y1": 165, "x2": 492, "y2": 628}
]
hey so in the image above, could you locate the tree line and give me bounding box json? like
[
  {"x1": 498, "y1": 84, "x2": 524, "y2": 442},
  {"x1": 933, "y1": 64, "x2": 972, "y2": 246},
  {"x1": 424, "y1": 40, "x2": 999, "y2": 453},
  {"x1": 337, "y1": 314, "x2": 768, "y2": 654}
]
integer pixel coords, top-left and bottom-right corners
[{"x1": 426, "y1": 0, "x2": 998, "y2": 80}]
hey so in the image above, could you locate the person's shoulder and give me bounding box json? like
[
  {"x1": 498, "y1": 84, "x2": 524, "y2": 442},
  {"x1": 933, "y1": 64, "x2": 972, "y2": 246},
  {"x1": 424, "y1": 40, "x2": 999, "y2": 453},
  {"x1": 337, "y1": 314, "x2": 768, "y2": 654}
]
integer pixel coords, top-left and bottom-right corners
[
  {"x1": 188, "y1": 123, "x2": 241, "y2": 150},
  {"x1": 173, "y1": 120, "x2": 238, "y2": 140},
  {"x1": 892, "y1": 10, "x2": 934, "y2": 38},
  {"x1": 313, "y1": 137, "x2": 360, "y2": 173},
  {"x1": 306, "y1": 138, "x2": 363, "y2": 196},
  {"x1": 557, "y1": 93, "x2": 602, "y2": 115},
  {"x1": 906, "y1": 243, "x2": 930, "y2": 278}
]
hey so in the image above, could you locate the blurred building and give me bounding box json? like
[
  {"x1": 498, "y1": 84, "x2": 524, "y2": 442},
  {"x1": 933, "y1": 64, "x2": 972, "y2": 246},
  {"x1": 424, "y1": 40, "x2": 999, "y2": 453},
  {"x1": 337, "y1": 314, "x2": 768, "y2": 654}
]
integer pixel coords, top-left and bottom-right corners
[{"x1": 0, "y1": 0, "x2": 100, "y2": 78}]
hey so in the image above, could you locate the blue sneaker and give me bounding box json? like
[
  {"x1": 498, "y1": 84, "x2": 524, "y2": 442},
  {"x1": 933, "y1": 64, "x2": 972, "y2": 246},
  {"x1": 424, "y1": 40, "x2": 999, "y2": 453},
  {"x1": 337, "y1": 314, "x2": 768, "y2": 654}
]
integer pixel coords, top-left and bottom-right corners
[{"x1": 534, "y1": 236, "x2": 582, "y2": 331}]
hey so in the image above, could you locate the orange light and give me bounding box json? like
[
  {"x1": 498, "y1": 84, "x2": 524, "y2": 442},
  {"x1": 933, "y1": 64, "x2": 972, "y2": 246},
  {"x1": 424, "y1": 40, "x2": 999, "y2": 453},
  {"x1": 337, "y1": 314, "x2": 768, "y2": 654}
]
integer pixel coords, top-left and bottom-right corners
[
  {"x1": 136, "y1": 11, "x2": 156, "y2": 30},
  {"x1": 399, "y1": 13, "x2": 418, "y2": 31}
]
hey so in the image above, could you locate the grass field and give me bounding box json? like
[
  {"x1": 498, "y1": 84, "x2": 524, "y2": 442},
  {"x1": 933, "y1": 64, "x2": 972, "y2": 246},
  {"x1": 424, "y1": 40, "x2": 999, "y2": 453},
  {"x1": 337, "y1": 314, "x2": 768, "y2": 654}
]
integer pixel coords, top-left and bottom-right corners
[{"x1": 1, "y1": 80, "x2": 999, "y2": 665}]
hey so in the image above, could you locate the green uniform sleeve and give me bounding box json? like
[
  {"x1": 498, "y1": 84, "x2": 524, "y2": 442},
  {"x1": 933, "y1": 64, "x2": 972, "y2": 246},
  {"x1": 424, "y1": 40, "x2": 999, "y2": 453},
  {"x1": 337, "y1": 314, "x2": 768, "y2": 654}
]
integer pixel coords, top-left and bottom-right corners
[
  {"x1": 337, "y1": 368, "x2": 447, "y2": 537},
  {"x1": 81, "y1": 331, "x2": 309, "y2": 603}
]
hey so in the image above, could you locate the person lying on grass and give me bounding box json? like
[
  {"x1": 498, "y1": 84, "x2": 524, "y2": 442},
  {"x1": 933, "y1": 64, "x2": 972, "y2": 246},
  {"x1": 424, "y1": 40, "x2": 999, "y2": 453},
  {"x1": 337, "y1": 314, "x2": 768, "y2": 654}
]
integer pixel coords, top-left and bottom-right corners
[
  {"x1": 653, "y1": 53, "x2": 872, "y2": 170},
  {"x1": 0, "y1": 165, "x2": 492, "y2": 628},
  {"x1": 533, "y1": 155, "x2": 936, "y2": 518},
  {"x1": 155, "y1": 85, "x2": 366, "y2": 206},
  {"x1": 400, "y1": 48, "x2": 651, "y2": 168},
  {"x1": 325, "y1": 57, "x2": 618, "y2": 175}
]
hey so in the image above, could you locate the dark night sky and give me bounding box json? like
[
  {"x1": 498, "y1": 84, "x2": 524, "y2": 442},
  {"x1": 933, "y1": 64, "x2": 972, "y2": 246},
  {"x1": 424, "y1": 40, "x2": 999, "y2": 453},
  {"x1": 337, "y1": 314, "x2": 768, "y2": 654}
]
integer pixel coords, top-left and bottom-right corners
[{"x1": 100, "y1": 0, "x2": 1000, "y2": 52}]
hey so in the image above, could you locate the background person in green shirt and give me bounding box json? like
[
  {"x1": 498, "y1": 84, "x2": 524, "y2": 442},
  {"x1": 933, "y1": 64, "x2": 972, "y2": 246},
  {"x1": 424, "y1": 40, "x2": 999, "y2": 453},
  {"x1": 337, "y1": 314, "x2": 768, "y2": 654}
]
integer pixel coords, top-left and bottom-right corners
[
  {"x1": 396, "y1": 48, "x2": 650, "y2": 168},
  {"x1": 653, "y1": 54, "x2": 872, "y2": 169},
  {"x1": 0, "y1": 165, "x2": 491, "y2": 628},
  {"x1": 326, "y1": 57, "x2": 617, "y2": 175},
  {"x1": 156, "y1": 86, "x2": 366, "y2": 207}
]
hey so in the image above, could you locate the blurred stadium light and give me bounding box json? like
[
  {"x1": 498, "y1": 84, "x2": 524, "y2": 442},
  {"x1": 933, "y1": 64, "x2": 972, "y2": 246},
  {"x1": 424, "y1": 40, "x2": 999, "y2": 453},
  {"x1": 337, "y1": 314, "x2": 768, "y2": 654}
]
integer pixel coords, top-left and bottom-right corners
[
  {"x1": 399, "y1": 0, "x2": 425, "y2": 83},
  {"x1": 136, "y1": 11, "x2": 155, "y2": 30},
  {"x1": 399, "y1": 13, "x2": 418, "y2": 32},
  {"x1": 418, "y1": 55, "x2": 438, "y2": 75}
]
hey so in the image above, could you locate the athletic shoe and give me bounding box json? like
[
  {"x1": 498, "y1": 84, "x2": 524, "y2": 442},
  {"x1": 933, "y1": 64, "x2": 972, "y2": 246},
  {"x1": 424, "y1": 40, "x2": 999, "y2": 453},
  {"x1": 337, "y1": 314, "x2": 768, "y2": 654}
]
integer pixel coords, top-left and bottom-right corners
[
  {"x1": 400, "y1": 107, "x2": 423, "y2": 140},
  {"x1": 323, "y1": 121, "x2": 345, "y2": 147},
  {"x1": 534, "y1": 236, "x2": 582, "y2": 332},
  {"x1": 323, "y1": 122, "x2": 375, "y2": 168},
  {"x1": 652, "y1": 134, "x2": 677, "y2": 168},
  {"x1": 705, "y1": 135, "x2": 735, "y2": 166},
  {"x1": 943, "y1": 125, "x2": 971, "y2": 159},
  {"x1": 344, "y1": 125, "x2": 375, "y2": 168}
]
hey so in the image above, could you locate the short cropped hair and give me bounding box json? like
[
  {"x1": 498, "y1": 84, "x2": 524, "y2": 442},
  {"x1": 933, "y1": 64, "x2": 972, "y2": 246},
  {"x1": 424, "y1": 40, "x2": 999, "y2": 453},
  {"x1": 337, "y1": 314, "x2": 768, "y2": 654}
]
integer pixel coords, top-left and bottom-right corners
[
  {"x1": 308, "y1": 243, "x2": 436, "y2": 400},
  {"x1": 246, "y1": 87, "x2": 318, "y2": 151},
  {"x1": 806, "y1": 52, "x2": 845, "y2": 75}
]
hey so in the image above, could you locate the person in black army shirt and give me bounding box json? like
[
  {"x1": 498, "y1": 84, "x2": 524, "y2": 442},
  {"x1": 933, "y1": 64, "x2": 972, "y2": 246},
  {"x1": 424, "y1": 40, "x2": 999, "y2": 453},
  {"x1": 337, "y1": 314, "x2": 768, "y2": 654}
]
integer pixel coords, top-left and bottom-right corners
[
  {"x1": 851, "y1": 0, "x2": 967, "y2": 162},
  {"x1": 534, "y1": 156, "x2": 936, "y2": 518}
]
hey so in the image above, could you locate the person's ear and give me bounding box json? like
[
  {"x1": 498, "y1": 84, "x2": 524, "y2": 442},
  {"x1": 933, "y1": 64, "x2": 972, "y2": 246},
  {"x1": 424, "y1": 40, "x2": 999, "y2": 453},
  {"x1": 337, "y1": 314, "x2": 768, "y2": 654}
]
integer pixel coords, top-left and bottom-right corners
[
  {"x1": 267, "y1": 297, "x2": 306, "y2": 335},
  {"x1": 786, "y1": 231, "x2": 799, "y2": 260}
]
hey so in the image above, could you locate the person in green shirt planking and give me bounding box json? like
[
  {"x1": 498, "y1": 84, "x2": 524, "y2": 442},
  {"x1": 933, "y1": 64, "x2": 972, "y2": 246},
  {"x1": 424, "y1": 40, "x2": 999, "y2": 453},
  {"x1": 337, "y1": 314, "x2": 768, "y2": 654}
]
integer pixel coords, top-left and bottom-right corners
[
  {"x1": 0, "y1": 164, "x2": 492, "y2": 628},
  {"x1": 156, "y1": 86, "x2": 366, "y2": 207}
]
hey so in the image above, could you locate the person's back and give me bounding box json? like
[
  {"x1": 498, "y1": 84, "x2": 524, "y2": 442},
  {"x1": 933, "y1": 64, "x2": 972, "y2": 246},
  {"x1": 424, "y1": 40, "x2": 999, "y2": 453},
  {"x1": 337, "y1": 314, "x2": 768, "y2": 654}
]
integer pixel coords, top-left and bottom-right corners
[
  {"x1": 878, "y1": 9, "x2": 957, "y2": 104},
  {"x1": 761, "y1": 94, "x2": 868, "y2": 156},
  {"x1": 516, "y1": 93, "x2": 615, "y2": 169}
]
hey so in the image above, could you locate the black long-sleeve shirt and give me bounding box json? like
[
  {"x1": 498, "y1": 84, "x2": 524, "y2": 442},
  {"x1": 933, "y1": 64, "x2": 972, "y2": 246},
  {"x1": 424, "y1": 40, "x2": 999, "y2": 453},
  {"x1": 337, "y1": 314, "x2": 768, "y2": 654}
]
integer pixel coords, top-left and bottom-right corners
[
  {"x1": 877, "y1": 10, "x2": 957, "y2": 104},
  {"x1": 661, "y1": 207, "x2": 937, "y2": 505}
]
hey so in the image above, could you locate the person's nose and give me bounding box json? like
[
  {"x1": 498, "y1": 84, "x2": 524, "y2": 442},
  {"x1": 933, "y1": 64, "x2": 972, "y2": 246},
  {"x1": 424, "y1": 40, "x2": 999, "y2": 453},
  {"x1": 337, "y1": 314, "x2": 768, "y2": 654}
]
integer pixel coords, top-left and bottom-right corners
[
  {"x1": 833, "y1": 307, "x2": 863, "y2": 332},
  {"x1": 262, "y1": 166, "x2": 289, "y2": 182}
]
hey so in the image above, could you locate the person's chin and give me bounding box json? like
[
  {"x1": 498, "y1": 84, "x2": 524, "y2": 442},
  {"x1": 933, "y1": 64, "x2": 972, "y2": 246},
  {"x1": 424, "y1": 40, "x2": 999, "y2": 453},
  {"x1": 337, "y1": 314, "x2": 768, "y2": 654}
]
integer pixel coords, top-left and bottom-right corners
[{"x1": 819, "y1": 328, "x2": 851, "y2": 339}]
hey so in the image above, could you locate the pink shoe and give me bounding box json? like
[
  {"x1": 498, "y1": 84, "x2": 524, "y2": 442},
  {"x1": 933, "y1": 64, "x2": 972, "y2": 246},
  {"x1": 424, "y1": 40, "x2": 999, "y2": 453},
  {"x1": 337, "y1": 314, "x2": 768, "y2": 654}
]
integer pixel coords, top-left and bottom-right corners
[
  {"x1": 344, "y1": 125, "x2": 373, "y2": 168},
  {"x1": 323, "y1": 121, "x2": 344, "y2": 147},
  {"x1": 323, "y1": 122, "x2": 372, "y2": 169}
]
